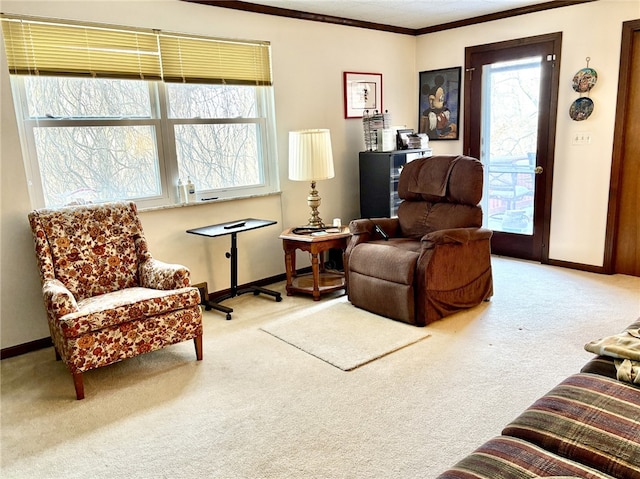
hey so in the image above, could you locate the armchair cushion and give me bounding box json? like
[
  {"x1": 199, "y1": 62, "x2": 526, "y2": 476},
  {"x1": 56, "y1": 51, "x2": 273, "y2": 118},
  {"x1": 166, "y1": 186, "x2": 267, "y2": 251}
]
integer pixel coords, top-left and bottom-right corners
[{"x1": 58, "y1": 287, "x2": 200, "y2": 338}]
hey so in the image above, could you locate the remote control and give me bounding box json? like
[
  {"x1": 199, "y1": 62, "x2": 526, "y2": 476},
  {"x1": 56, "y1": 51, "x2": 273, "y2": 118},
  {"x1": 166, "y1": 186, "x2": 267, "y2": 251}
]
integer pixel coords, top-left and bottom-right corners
[
  {"x1": 374, "y1": 224, "x2": 389, "y2": 240},
  {"x1": 224, "y1": 222, "x2": 246, "y2": 229}
]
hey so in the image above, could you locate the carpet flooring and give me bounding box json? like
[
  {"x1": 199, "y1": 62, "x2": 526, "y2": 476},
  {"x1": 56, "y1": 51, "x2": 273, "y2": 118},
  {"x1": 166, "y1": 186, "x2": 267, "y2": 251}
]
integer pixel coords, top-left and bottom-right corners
[{"x1": 1, "y1": 256, "x2": 639, "y2": 479}]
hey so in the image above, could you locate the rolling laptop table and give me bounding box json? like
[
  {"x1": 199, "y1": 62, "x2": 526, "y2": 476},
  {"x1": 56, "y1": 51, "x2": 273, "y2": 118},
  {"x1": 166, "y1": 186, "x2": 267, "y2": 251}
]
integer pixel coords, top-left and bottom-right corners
[{"x1": 187, "y1": 218, "x2": 282, "y2": 320}]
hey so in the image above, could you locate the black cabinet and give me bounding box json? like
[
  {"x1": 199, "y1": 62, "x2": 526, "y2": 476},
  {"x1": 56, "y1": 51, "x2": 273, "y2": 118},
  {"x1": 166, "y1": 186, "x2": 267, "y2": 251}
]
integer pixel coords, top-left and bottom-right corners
[{"x1": 359, "y1": 149, "x2": 432, "y2": 218}]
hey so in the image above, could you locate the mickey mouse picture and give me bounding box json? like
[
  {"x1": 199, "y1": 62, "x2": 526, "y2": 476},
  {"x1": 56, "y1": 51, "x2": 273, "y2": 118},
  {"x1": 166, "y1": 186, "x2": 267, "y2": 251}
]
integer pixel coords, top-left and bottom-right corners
[{"x1": 419, "y1": 67, "x2": 461, "y2": 140}]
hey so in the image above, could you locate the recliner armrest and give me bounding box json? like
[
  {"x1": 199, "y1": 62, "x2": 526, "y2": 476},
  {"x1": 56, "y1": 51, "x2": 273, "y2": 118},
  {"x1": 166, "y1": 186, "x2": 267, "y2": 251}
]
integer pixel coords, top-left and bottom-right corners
[
  {"x1": 43, "y1": 279, "x2": 78, "y2": 319},
  {"x1": 348, "y1": 217, "x2": 400, "y2": 237},
  {"x1": 139, "y1": 258, "x2": 192, "y2": 290},
  {"x1": 347, "y1": 218, "x2": 400, "y2": 252},
  {"x1": 421, "y1": 227, "x2": 492, "y2": 250}
]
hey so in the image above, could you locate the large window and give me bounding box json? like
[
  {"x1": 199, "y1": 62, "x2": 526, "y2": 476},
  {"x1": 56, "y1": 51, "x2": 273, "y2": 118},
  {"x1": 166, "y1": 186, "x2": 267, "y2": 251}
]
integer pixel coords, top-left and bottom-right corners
[{"x1": 2, "y1": 15, "x2": 277, "y2": 209}]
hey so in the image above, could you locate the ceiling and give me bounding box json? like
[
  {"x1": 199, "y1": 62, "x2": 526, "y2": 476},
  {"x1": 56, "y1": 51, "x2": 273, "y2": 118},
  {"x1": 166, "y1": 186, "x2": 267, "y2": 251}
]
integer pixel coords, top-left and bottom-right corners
[{"x1": 235, "y1": 0, "x2": 558, "y2": 31}]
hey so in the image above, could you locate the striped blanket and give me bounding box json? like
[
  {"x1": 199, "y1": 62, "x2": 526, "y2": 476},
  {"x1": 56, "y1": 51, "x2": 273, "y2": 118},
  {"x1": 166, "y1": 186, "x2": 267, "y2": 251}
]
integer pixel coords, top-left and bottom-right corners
[{"x1": 437, "y1": 373, "x2": 640, "y2": 479}]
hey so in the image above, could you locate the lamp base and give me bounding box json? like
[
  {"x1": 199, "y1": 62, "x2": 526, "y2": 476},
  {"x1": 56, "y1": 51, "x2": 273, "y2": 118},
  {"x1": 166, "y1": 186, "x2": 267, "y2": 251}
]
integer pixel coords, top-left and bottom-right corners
[
  {"x1": 306, "y1": 180, "x2": 325, "y2": 228},
  {"x1": 306, "y1": 220, "x2": 325, "y2": 228}
]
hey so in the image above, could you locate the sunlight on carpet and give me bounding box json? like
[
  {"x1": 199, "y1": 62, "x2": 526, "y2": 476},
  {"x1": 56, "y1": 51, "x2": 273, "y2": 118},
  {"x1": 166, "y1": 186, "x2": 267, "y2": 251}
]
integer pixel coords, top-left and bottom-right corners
[{"x1": 260, "y1": 298, "x2": 430, "y2": 370}]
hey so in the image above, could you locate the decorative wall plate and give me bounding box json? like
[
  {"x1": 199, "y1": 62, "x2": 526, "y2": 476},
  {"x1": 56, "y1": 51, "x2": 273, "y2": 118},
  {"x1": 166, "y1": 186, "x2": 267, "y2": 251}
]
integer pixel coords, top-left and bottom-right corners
[
  {"x1": 569, "y1": 97, "x2": 594, "y2": 121},
  {"x1": 572, "y1": 67, "x2": 597, "y2": 93}
]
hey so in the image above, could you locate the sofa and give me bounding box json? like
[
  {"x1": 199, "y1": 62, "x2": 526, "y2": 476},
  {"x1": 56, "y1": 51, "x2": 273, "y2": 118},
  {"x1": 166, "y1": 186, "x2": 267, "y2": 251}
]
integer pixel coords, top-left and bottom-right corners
[{"x1": 436, "y1": 319, "x2": 640, "y2": 479}]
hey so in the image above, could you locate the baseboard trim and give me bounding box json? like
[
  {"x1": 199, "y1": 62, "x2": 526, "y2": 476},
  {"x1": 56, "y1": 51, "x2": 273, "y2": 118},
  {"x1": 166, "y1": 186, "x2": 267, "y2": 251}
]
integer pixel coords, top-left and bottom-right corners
[
  {"x1": 546, "y1": 258, "x2": 608, "y2": 274},
  {"x1": 207, "y1": 272, "x2": 289, "y2": 300},
  {"x1": 1, "y1": 337, "x2": 53, "y2": 360},
  {"x1": 1, "y1": 274, "x2": 293, "y2": 360}
]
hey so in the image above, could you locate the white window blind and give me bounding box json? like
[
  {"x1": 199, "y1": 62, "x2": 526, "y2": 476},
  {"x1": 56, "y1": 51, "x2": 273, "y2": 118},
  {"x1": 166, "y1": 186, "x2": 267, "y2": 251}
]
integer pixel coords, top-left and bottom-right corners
[
  {"x1": 1, "y1": 14, "x2": 272, "y2": 85},
  {"x1": 159, "y1": 33, "x2": 272, "y2": 85},
  {"x1": 1, "y1": 15, "x2": 162, "y2": 80}
]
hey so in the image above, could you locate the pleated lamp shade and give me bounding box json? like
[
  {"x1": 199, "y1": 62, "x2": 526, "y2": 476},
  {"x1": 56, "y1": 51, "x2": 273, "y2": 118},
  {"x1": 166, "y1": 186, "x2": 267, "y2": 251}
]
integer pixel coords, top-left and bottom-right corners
[{"x1": 288, "y1": 129, "x2": 335, "y2": 181}]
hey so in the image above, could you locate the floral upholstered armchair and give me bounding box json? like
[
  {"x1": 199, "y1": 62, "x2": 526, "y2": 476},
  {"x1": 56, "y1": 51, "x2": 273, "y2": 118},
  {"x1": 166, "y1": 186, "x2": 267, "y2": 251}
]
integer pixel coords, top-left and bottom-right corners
[{"x1": 28, "y1": 201, "x2": 203, "y2": 399}]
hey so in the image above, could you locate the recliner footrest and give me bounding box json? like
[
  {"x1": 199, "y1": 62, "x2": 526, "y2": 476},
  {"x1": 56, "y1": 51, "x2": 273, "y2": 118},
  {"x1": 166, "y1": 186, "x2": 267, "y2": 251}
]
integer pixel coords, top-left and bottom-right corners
[{"x1": 349, "y1": 243, "x2": 419, "y2": 285}]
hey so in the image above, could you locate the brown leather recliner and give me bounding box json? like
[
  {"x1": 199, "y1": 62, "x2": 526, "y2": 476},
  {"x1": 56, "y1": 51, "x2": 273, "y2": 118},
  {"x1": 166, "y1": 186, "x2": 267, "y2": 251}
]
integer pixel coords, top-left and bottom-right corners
[{"x1": 345, "y1": 154, "x2": 493, "y2": 326}]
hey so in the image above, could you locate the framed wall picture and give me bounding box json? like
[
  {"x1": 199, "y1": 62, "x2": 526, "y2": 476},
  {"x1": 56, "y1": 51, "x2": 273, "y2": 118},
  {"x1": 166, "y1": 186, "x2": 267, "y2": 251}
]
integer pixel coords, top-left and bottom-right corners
[
  {"x1": 344, "y1": 72, "x2": 382, "y2": 119},
  {"x1": 418, "y1": 67, "x2": 461, "y2": 140}
]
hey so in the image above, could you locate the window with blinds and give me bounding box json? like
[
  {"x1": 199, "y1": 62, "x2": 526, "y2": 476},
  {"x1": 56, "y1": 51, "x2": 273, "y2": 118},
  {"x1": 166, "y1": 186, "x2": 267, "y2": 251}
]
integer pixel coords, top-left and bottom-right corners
[
  {"x1": 1, "y1": 14, "x2": 277, "y2": 209},
  {"x1": 159, "y1": 33, "x2": 271, "y2": 85}
]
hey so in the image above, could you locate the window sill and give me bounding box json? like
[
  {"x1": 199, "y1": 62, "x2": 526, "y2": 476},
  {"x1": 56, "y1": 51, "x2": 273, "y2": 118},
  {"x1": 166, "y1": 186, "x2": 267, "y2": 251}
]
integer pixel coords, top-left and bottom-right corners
[{"x1": 138, "y1": 190, "x2": 282, "y2": 213}]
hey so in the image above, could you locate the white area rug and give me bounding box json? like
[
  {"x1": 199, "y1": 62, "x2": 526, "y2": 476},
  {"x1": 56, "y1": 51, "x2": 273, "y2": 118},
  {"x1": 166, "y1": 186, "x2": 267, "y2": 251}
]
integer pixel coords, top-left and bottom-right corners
[{"x1": 260, "y1": 298, "x2": 430, "y2": 370}]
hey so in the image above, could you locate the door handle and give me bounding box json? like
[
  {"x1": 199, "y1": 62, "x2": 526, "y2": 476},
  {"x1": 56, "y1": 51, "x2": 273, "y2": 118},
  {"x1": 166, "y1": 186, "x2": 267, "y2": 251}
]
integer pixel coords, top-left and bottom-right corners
[{"x1": 534, "y1": 166, "x2": 544, "y2": 174}]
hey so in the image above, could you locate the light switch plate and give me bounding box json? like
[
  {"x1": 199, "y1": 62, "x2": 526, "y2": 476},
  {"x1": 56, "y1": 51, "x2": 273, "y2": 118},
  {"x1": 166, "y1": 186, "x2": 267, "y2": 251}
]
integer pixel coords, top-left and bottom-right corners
[{"x1": 572, "y1": 132, "x2": 592, "y2": 145}]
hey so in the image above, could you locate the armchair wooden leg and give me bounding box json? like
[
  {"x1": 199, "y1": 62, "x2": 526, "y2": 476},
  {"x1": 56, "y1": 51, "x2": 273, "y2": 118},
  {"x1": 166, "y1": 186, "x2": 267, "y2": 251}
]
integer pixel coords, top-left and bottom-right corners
[
  {"x1": 194, "y1": 335, "x2": 203, "y2": 361},
  {"x1": 72, "y1": 372, "x2": 85, "y2": 400},
  {"x1": 54, "y1": 348, "x2": 61, "y2": 361}
]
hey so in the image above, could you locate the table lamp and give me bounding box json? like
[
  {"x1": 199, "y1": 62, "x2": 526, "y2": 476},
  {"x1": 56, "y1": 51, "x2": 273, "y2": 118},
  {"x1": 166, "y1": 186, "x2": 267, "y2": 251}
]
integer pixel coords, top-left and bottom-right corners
[{"x1": 288, "y1": 129, "x2": 335, "y2": 228}]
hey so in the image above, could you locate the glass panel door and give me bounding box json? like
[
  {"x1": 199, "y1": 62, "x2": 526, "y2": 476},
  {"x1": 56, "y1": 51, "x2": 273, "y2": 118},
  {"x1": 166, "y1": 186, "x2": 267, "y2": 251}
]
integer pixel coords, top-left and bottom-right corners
[
  {"x1": 481, "y1": 57, "x2": 541, "y2": 235},
  {"x1": 465, "y1": 33, "x2": 561, "y2": 261}
]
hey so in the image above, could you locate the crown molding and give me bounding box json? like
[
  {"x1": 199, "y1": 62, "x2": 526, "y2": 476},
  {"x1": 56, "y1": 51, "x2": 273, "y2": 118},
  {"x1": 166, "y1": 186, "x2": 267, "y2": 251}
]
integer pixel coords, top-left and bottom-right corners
[{"x1": 181, "y1": 0, "x2": 598, "y2": 35}]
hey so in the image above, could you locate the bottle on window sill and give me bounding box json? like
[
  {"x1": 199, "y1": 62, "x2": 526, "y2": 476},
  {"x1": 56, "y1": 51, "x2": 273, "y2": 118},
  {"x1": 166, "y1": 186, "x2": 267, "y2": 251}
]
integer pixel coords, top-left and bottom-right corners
[
  {"x1": 177, "y1": 178, "x2": 187, "y2": 204},
  {"x1": 186, "y1": 177, "x2": 196, "y2": 203}
]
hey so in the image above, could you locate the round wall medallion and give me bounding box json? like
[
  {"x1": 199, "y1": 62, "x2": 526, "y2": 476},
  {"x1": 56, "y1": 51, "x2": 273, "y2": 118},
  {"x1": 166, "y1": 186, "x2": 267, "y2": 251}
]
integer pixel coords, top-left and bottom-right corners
[
  {"x1": 569, "y1": 97, "x2": 594, "y2": 121},
  {"x1": 572, "y1": 67, "x2": 597, "y2": 93}
]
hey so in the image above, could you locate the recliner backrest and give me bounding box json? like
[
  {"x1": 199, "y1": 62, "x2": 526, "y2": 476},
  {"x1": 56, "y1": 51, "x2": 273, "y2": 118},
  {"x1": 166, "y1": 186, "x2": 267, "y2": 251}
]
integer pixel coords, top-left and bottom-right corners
[
  {"x1": 396, "y1": 155, "x2": 484, "y2": 238},
  {"x1": 398, "y1": 155, "x2": 483, "y2": 205},
  {"x1": 28, "y1": 202, "x2": 144, "y2": 301}
]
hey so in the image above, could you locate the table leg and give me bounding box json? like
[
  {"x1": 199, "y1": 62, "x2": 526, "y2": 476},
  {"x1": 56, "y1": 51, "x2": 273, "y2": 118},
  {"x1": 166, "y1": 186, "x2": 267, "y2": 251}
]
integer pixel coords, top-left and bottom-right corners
[
  {"x1": 215, "y1": 232, "x2": 282, "y2": 312},
  {"x1": 229, "y1": 232, "x2": 238, "y2": 297},
  {"x1": 284, "y1": 248, "x2": 294, "y2": 296},
  {"x1": 290, "y1": 248, "x2": 297, "y2": 277},
  {"x1": 204, "y1": 299, "x2": 233, "y2": 321},
  {"x1": 311, "y1": 252, "x2": 321, "y2": 301}
]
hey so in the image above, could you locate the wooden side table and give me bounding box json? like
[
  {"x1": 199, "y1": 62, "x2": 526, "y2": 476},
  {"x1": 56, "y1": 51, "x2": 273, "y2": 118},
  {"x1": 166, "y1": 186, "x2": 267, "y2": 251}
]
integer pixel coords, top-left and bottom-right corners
[{"x1": 279, "y1": 227, "x2": 351, "y2": 300}]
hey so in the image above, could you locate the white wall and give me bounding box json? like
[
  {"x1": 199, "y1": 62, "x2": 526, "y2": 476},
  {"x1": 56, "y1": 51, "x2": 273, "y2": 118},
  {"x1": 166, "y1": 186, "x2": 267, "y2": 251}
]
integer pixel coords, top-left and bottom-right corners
[
  {"x1": 1, "y1": 0, "x2": 637, "y2": 349},
  {"x1": 416, "y1": 0, "x2": 639, "y2": 265},
  {"x1": 0, "y1": 0, "x2": 417, "y2": 348}
]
